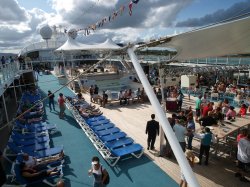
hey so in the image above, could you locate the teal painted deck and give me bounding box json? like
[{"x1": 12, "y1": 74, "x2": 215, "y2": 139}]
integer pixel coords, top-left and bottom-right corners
[{"x1": 38, "y1": 74, "x2": 178, "y2": 187}]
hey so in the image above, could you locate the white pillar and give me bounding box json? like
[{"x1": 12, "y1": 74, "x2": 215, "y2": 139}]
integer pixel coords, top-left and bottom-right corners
[{"x1": 127, "y1": 46, "x2": 200, "y2": 187}]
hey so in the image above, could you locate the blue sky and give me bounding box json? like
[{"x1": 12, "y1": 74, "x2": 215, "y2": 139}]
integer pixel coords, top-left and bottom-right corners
[
  {"x1": 18, "y1": 0, "x2": 54, "y2": 12},
  {"x1": 177, "y1": 0, "x2": 239, "y2": 21},
  {"x1": 1, "y1": 0, "x2": 250, "y2": 53}
]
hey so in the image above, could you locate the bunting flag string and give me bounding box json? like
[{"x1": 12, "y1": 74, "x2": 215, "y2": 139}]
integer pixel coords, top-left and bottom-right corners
[
  {"x1": 60, "y1": 0, "x2": 140, "y2": 37},
  {"x1": 77, "y1": 0, "x2": 140, "y2": 36}
]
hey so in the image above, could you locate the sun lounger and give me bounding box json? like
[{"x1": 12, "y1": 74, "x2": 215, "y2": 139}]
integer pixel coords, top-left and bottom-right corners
[
  {"x1": 65, "y1": 96, "x2": 144, "y2": 166},
  {"x1": 11, "y1": 130, "x2": 49, "y2": 140},
  {"x1": 16, "y1": 154, "x2": 64, "y2": 168},
  {"x1": 91, "y1": 123, "x2": 115, "y2": 131},
  {"x1": 100, "y1": 132, "x2": 126, "y2": 142},
  {"x1": 104, "y1": 137, "x2": 134, "y2": 150},
  {"x1": 111, "y1": 144, "x2": 143, "y2": 157},
  {"x1": 7, "y1": 142, "x2": 64, "y2": 158},
  {"x1": 10, "y1": 135, "x2": 50, "y2": 146},
  {"x1": 11, "y1": 141, "x2": 50, "y2": 151},
  {"x1": 3, "y1": 141, "x2": 50, "y2": 163},
  {"x1": 15, "y1": 121, "x2": 56, "y2": 129},
  {"x1": 107, "y1": 144, "x2": 144, "y2": 166},
  {"x1": 14, "y1": 122, "x2": 58, "y2": 134},
  {"x1": 95, "y1": 127, "x2": 120, "y2": 137},
  {"x1": 11, "y1": 163, "x2": 63, "y2": 186},
  {"x1": 86, "y1": 116, "x2": 107, "y2": 123},
  {"x1": 88, "y1": 119, "x2": 110, "y2": 127}
]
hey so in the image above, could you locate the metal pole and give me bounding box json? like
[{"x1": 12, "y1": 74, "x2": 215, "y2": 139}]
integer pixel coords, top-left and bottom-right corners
[
  {"x1": 2, "y1": 94, "x2": 9, "y2": 123},
  {"x1": 127, "y1": 46, "x2": 200, "y2": 187}
]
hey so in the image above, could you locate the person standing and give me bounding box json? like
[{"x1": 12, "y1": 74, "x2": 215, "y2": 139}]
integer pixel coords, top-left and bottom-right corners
[
  {"x1": 88, "y1": 156, "x2": 109, "y2": 187},
  {"x1": 48, "y1": 90, "x2": 55, "y2": 112},
  {"x1": 90, "y1": 85, "x2": 94, "y2": 102},
  {"x1": 186, "y1": 116, "x2": 195, "y2": 150},
  {"x1": 177, "y1": 91, "x2": 184, "y2": 111},
  {"x1": 194, "y1": 127, "x2": 216, "y2": 165},
  {"x1": 195, "y1": 95, "x2": 202, "y2": 122},
  {"x1": 235, "y1": 134, "x2": 250, "y2": 182},
  {"x1": 146, "y1": 114, "x2": 159, "y2": 150},
  {"x1": 173, "y1": 119, "x2": 187, "y2": 152},
  {"x1": 58, "y1": 93, "x2": 66, "y2": 119},
  {"x1": 101, "y1": 91, "x2": 108, "y2": 108},
  {"x1": 94, "y1": 85, "x2": 99, "y2": 95}
]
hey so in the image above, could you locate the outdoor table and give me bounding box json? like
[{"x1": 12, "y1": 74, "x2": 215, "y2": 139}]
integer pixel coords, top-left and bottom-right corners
[{"x1": 196, "y1": 116, "x2": 250, "y2": 156}]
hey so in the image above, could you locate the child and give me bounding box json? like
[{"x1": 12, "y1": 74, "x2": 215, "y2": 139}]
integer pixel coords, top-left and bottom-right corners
[{"x1": 180, "y1": 150, "x2": 199, "y2": 187}]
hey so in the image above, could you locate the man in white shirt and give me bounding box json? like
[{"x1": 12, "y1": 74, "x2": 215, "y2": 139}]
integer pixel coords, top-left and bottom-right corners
[
  {"x1": 173, "y1": 119, "x2": 187, "y2": 152},
  {"x1": 235, "y1": 134, "x2": 250, "y2": 182}
]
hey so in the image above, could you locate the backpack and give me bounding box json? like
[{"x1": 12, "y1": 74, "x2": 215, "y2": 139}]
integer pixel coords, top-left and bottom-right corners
[{"x1": 101, "y1": 166, "x2": 110, "y2": 185}]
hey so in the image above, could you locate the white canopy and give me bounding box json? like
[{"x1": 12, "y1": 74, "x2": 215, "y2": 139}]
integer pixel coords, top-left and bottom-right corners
[
  {"x1": 56, "y1": 37, "x2": 91, "y2": 51},
  {"x1": 55, "y1": 38, "x2": 121, "y2": 52},
  {"x1": 144, "y1": 16, "x2": 250, "y2": 60}
]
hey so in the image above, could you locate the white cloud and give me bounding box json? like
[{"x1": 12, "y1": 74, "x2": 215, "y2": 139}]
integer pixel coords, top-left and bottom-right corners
[
  {"x1": 0, "y1": 0, "x2": 195, "y2": 53},
  {"x1": 0, "y1": 0, "x2": 245, "y2": 54},
  {"x1": 0, "y1": 0, "x2": 28, "y2": 24}
]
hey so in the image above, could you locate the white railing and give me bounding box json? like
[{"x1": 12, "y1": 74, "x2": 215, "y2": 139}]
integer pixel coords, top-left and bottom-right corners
[{"x1": 0, "y1": 61, "x2": 33, "y2": 88}]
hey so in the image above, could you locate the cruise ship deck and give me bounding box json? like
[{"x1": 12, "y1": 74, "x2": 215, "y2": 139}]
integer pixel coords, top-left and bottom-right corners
[
  {"x1": 36, "y1": 74, "x2": 178, "y2": 187},
  {"x1": 38, "y1": 73, "x2": 250, "y2": 187}
]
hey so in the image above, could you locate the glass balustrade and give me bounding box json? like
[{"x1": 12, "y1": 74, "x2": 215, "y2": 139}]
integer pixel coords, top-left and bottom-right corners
[{"x1": 0, "y1": 61, "x2": 33, "y2": 88}]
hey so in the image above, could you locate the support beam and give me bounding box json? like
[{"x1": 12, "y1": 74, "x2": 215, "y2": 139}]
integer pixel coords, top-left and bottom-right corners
[{"x1": 127, "y1": 46, "x2": 200, "y2": 187}]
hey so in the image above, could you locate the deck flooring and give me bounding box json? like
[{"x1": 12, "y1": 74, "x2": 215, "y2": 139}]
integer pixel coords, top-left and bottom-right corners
[{"x1": 81, "y1": 92, "x2": 250, "y2": 187}]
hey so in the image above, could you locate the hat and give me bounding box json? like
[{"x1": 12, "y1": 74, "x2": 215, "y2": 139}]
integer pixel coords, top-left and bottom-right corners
[
  {"x1": 91, "y1": 161, "x2": 99, "y2": 165},
  {"x1": 185, "y1": 150, "x2": 199, "y2": 164}
]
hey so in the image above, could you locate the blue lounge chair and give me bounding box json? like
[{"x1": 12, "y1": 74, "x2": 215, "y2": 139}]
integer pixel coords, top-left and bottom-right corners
[
  {"x1": 104, "y1": 137, "x2": 134, "y2": 150},
  {"x1": 14, "y1": 122, "x2": 57, "y2": 134},
  {"x1": 11, "y1": 163, "x2": 63, "y2": 186},
  {"x1": 95, "y1": 127, "x2": 120, "y2": 137},
  {"x1": 10, "y1": 136, "x2": 50, "y2": 146},
  {"x1": 100, "y1": 132, "x2": 126, "y2": 142},
  {"x1": 7, "y1": 142, "x2": 64, "y2": 158},
  {"x1": 86, "y1": 116, "x2": 107, "y2": 123},
  {"x1": 15, "y1": 121, "x2": 57, "y2": 130},
  {"x1": 88, "y1": 119, "x2": 110, "y2": 127},
  {"x1": 91, "y1": 123, "x2": 115, "y2": 131},
  {"x1": 108, "y1": 144, "x2": 144, "y2": 166},
  {"x1": 12, "y1": 130, "x2": 49, "y2": 139}
]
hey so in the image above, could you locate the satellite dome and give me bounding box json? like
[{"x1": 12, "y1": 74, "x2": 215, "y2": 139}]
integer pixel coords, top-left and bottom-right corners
[
  {"x1": 67, "y1": 28, "x2": 77, "y2": 39},
  {"x1": 40, "y1": 25, "x2": 53, "y2": 40}
]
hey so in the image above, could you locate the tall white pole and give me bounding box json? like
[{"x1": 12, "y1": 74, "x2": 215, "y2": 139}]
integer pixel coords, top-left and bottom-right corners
[{"x1": 127, "y1": 46, "x2": 200, "y2": 187}]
